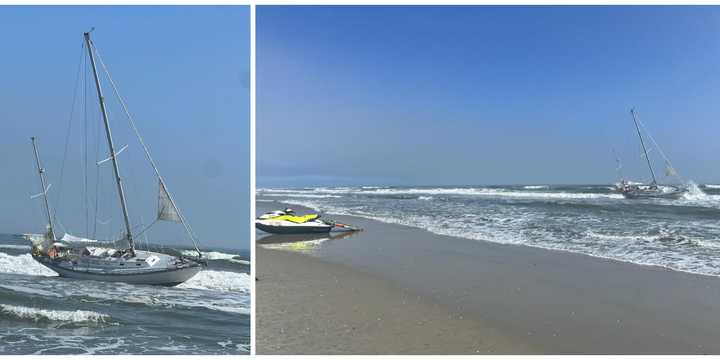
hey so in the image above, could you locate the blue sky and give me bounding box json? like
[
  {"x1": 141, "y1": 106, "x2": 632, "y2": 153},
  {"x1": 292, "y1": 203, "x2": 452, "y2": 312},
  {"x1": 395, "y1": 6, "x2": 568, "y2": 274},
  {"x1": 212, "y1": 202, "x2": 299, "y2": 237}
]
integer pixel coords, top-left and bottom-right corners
[
  {"x1": 0, "y1": 6, "x2": 250, "y2": 250},
  {"x1": 257, "y1": 6, "x2": 720, "y2": 187}
]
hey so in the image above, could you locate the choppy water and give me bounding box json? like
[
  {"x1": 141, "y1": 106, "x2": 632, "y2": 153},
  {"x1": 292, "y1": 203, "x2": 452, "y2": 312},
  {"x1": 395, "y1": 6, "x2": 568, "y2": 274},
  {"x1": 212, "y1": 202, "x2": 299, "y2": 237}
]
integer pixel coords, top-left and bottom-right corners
[
  {"x1": 258, "y1": 183, "x2": 720, "y2": 277},
  {"x1": 0, "y1": 234, "x2": 250, "y2": 354}
]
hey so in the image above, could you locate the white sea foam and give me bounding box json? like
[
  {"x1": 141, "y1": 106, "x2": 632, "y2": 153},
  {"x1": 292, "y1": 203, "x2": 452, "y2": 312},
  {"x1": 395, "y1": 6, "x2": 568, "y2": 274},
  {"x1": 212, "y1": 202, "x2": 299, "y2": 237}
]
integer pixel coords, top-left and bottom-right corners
[
  {"x1": 0, "y1": 284, "x2": 62, "y2": 298},
  {"x1": 262, "y1": 193, "x2": 342, "y2": 199},
  {"x1": 257, "y1": 188, "x2": 315, "y2": 194},
  {"x1": 74, "y1": 279, "x2": 250, "y2": 315},
  {"x1": 523, "y1": 185, "x2": 548, "y2": 190},
  {"x1": 272, "y1": 186, "x2": 720, "y2": 277},
  {"x1": 673, "y1": 182, "x2": 720, "y2": 208},
  {"x1": 682, "y1": 181, "x2": 709, "y2": 200},
  {"x1": 273, "y1": 186, "x2": 624, "y2": 200},
  {"x1": 363, "y1": 187, "x2": 623, "y2": 200},
  {"x1": 0, "y1": 253, "x2": 57, "y2": 277},
  {"x1": 0, "y1": 244, "x2": 30, "y2": 251},
  {"x1": 181, "y1": 250, "x2": 250, "y2": 265},
  {"x1": 179, "y1": 270, "x2": 251, "y2": 293},
  {"x1": 280, "y1": 199, "x2": 351, "y2": 216},
  {"x1": 0, "y1": 304, "x2": 110, "y2": 324},
  {"x1": 704, "y1": 184, "x2": 720, "y2": 189}
]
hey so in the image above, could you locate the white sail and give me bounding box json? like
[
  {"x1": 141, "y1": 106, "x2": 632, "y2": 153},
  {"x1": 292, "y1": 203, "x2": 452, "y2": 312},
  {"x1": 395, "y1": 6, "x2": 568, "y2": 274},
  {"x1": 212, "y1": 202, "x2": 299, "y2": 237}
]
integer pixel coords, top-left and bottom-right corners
[{"x1": 158, "y1": 180, "x2": 181, "y2": 223}]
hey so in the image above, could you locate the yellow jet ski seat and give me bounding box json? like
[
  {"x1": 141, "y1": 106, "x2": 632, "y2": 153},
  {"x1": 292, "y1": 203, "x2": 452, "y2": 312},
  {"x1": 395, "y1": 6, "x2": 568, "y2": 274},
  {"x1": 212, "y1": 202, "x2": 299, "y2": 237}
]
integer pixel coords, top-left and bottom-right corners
[{"x1": 270, "y1": 214, "x2": 321, "y2": 224}]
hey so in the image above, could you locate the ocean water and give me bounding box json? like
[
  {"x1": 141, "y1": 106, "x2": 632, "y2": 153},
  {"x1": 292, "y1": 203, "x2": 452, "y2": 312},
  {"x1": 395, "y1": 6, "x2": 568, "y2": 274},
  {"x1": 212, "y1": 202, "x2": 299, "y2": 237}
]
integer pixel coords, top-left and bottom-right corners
[
  {"x1": 0, "y1": 234, "x2": 250, "y2": 355},
  {"x1": 258, "y1": 184, "x2": 720, "y2": 277}
]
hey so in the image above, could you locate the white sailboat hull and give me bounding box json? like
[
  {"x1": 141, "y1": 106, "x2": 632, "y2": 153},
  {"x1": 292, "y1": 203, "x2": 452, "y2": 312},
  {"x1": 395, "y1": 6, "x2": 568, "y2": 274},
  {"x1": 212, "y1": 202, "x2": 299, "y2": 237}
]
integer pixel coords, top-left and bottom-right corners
[{"x1": 34, "y1": 255, "x2": 204, "y2": 286}]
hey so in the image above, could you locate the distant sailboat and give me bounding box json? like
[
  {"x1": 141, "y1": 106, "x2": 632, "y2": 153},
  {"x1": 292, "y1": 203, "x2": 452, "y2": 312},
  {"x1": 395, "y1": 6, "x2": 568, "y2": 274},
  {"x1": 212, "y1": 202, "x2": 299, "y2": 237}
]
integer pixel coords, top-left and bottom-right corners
[
  {"x1": 618, "y1": 108, "x2": 686, "y2": 199},
  {"x1": 26, "y1": 31, "x2": 206, "y2": 286}
]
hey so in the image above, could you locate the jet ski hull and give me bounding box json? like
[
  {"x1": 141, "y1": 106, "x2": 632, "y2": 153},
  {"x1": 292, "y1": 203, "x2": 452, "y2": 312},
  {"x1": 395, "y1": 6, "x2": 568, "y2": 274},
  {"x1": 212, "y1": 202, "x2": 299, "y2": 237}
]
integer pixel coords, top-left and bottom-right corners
[
  {"x1": 255, "y1": 222, "x2": 332, "y2": 234},
  {"x1": 33, "y1": 255, "x2": 204, "y2": 286}
]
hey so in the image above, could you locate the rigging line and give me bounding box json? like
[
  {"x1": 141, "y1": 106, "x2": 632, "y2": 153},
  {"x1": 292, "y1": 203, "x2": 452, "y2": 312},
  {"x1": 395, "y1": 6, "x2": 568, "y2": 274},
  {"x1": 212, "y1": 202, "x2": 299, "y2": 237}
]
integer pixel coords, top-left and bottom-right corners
[
  {"x1": 54, "y1": 43, "x2": 85, "y2": 231},
  {"x1": 92, "y1": 97, "x2": 102, "y2": 239},
  {"x1": 635, "y1": 116, "x2": 683, "y2": 182},
  {"x1": 136, "y1": 216, "x2": 154, "y2": 250},
  {"x1": 29, "y1": 151, "x2": 46, "y2": 234},
  {"x1": 92, "y1": 44, "x2": 202, "y2": 256}
]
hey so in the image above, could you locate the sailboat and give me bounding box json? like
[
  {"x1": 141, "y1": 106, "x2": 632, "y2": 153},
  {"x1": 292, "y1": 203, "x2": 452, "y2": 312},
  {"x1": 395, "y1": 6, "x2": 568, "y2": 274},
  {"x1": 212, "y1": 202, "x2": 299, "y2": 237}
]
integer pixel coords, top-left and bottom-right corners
[
  {"x1": 618, "y1": 108, "x2": 686, "y2": 199},
  {"x1": 25, "y1": 32, "x2": 206, "y2": 286}
]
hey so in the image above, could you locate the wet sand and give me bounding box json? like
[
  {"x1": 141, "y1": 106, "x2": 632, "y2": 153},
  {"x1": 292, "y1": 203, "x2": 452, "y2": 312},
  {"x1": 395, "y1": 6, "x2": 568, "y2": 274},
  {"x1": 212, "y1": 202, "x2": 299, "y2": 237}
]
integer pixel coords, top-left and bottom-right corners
[
  {"x1": 256, "y1": 247, "x2": 537, "y2": 354},
  {"x1": 256, "y1": 200, "x2": 720, "y2": 354}
]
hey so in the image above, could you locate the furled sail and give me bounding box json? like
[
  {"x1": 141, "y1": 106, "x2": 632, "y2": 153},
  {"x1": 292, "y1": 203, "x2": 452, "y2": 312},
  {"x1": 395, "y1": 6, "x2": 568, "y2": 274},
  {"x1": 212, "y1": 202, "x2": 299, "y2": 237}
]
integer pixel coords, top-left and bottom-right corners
[{"x1": 158, "y1": 180, "x2": 181, "y2": 223}]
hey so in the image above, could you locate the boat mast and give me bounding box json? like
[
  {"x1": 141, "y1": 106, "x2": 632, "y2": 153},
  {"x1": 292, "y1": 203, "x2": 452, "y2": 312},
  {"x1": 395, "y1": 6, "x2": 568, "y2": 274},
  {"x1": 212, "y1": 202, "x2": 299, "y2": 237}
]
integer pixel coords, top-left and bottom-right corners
[
  {"x1": 630, "y1": 108, "x2": 657, "y2": 186},
  {"x1": 84, "y1": 32, "x2": 136, "y2": 255},
  {"x1": 30, "y1": 137, "x2": 57, "y2": 241}
]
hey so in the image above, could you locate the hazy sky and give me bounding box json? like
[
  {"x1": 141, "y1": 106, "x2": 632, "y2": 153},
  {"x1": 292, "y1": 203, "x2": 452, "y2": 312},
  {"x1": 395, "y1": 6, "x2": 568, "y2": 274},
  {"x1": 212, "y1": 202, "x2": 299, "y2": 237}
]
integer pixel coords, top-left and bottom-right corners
[
  {"x1": 0, "y1": 6, "x2": 250, "y2": 250},
  {"x1": 258, "y1": 6, "x2": 720, "y2": 187}
]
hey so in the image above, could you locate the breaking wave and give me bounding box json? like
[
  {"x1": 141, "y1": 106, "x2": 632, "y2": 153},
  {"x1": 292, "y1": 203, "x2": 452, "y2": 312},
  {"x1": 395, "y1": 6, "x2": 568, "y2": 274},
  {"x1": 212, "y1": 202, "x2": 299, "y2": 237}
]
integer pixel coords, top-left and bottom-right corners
[
  {"x1": 0, "y1": 244, "x2": 30, "y2": 250},
  {"x1": 265, "y1": 185, "x2": 720, "y2": 278},
  {"x1": 0, "y1": 284, "x2": 62, "y2": 298},
  {"x1": 179, "y1": 270, "x2": 250, "y2": 293},
  {"x1": 261, "y1": 186, "x2": 623, "y2": 200},
  {"x1": 0, "y1": 253, "x2": 57, "y2": 277},
  {"x1": 0, "y1": 304, "x2": 110, "y2": 324}
]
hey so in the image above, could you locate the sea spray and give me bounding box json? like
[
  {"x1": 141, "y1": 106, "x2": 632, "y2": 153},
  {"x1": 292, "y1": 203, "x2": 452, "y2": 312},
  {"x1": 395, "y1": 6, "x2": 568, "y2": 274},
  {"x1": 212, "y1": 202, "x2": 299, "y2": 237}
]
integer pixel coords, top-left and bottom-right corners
[{"x1": 683, "y1": 181, "x2": 707, "y2": 200}]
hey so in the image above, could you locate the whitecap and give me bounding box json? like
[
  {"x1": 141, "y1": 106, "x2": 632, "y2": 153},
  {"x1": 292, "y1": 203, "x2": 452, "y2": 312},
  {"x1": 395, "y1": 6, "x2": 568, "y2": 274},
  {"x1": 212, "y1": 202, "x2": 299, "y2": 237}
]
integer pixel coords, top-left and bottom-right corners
[
  {"x1": 0, "y1": 253, "x2": 57, "y2": 277},
  {"x1": 0, "y1": 244, "x2": 30, "y2": 251},
  {"x1": 0, "y1": 284, "x2": 62, "y2": 298},
  {"x1": 0, "y1": 304, "x2": 110, "y2": 324},
  {"x1": 178, "y1": 270, "x2": 250, "y2": 293}
]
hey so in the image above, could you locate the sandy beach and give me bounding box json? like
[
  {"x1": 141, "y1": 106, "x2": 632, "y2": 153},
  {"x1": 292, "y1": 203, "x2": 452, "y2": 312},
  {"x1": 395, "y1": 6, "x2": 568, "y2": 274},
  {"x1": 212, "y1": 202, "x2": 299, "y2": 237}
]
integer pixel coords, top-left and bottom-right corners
[
  {"x1": 256, "y1": 200, "x2": 720, "y2": 354},
  {"x1": 256, "y1": 247, "x2": 537, "y2": 354}
]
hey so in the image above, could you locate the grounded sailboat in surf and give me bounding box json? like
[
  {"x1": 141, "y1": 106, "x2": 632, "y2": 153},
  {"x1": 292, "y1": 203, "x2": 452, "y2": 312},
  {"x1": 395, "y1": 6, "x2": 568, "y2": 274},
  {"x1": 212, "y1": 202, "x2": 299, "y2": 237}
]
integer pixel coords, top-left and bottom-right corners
[
  {"x1": 617, "y1": 108, "x2": 686, "y2": 199},
  {"x1": 25, "y1": 32, "x2": 206, "y2": 286}
]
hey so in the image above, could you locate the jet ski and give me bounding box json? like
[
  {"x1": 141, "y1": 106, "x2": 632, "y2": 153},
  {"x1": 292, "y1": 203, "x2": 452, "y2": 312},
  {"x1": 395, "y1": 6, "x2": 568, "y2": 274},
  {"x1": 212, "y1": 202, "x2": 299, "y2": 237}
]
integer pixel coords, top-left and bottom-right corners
[{"x1": 255, "y1": 209, "x2": 360, "y2": 234}]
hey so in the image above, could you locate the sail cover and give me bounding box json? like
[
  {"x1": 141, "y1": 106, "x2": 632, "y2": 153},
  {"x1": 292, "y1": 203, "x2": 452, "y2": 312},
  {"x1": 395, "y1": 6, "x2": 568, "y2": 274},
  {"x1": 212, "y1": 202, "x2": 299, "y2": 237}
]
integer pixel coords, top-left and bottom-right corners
[
  {"x1": 158, "y1": 180, "x2": 181, "y2": 223},
  {"x1": 55, "y1": 233, "x2": 130, "y2": 249},
  {"x1": 61, "y1": 233, "x2": 98, "y2": 243}
]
